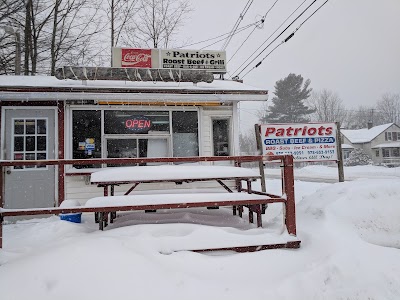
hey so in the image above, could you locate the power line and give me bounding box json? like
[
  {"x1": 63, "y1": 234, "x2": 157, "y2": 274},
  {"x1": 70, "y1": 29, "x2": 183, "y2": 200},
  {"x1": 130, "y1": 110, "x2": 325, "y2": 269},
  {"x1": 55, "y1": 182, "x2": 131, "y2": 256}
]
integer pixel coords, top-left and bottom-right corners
[
  {"x1": 230, "y1": 0, "x2": 310, "y2": 79},
  {"x1": 240, "y1": 0, "x2": 330, "y2": 79},
  {"x1": 221, "y1": 0, "x2": 254, "y2": 50},
  {"x1": 177, "y1": 20, "x2": 263, "y2": 50},
  {"x1": 228, "y1": 0, "x2": 280, "y2": 64}
]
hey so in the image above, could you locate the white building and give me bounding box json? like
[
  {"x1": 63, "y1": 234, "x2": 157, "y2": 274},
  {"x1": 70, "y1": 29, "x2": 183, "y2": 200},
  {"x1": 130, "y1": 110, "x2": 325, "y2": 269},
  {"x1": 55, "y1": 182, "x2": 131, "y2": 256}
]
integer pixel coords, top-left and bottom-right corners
[{"x1": 0, "y1": 75, "x2": 268, "y2": 208}]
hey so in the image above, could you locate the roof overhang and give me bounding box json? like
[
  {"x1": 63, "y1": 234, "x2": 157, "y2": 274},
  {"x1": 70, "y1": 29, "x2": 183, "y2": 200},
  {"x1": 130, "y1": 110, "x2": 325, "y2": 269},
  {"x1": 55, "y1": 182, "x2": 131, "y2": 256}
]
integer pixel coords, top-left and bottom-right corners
[{"x1": 0, "y1": 90, "x2": 268, "y2": 103}]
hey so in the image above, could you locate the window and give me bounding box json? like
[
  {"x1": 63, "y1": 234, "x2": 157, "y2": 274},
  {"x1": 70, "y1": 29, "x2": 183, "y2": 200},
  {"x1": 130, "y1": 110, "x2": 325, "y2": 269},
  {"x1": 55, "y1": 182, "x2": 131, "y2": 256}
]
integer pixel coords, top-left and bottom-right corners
[
  {"x1": 382, "y1": 149, "x2": 390, "y2": 157},
  {"x1": 393, "y1": 148, "x2": 400, "y2": 157},
  {"x1": 12, "y1": 118, "x2": 48, "y2": 170},
  {"x1": 213, "y1": 119, "x2": 230, "y2": 156},
  {"x1": 72, "y1": 110, "x2": 102, "y2": 168},
  {"x1": 104, "y1": 110, "x2": 169, "y2": 134},
  {"x1": 385, "y1": 132, "x2": 400, "y2": 141},
  {"x1": 375, "y1": 150, "x2": 379, "y2": 157},
  {"x1": 393, "y1": 132, "x2": 398, "y2": 141},
  {"x1": 172, "y1": 111, "x2": 199, "y2": 157}
]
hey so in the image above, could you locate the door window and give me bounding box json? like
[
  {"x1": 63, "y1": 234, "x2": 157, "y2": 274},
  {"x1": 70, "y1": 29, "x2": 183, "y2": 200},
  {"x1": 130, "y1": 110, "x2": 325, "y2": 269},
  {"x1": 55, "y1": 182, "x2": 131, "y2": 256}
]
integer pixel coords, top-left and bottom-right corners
[
  {"x1": 12, "y1": 118, "x2": 48, "y2": 170},
  {"x1": 212, "y1": 119, "x2": 230, "y2": 156}
]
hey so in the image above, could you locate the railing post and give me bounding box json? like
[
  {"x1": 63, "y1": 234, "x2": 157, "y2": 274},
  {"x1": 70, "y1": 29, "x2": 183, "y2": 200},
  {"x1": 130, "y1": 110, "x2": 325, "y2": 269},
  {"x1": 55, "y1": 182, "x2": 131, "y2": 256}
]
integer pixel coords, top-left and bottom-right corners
[{"x1": 283, "y1": 155, "x2": 296, "y2": 236}]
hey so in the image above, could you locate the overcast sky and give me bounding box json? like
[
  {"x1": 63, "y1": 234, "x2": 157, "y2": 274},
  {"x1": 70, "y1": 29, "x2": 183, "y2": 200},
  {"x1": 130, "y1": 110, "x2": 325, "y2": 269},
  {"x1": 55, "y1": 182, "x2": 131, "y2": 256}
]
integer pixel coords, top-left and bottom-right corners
[{"x1": 178, "y1": 0, "x2": 400, "y2": 131}]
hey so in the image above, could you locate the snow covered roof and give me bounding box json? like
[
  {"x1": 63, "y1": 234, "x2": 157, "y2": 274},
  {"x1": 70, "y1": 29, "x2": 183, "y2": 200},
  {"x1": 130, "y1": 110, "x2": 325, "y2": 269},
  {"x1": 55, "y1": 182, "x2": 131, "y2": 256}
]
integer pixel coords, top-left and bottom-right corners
[
  {"x1": 371, "y1": 142, "x2": 400, "y2": 148},
  {"x1": 0, "y1": 75, "x2": 268, "y2": 102},
  {"x1": 341, "y1": 143, "x2": 354, "y2": 149},
  {"x1": 341, "y1": 123, "x2": 394, "y2": 143}
]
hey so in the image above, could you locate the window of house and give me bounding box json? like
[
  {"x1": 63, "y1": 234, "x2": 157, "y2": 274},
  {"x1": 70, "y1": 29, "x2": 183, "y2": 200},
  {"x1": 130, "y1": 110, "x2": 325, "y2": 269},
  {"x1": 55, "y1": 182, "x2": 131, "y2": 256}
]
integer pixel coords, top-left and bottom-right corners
[
  {"x1": 393, "y1": 132, "x2": 398, "y2": 141},
  {"x1": 172, "y1": 111, "x2": 199, "y2": 157},
  {"x1": 382, "y1": 149, "x2": 390, "y2": 157},
  {"x1": 375, "y1": 150, "x2": 380, "y2": 157},
  {"x1": 393, "y1": 148, "x2": 400, "y2": 157},
  {"x1": 213, "y1": 119, "x2": 230, "y2": 156},
  {"x1": 386, "y1": 132, "x2": 392, "y2": 141}
]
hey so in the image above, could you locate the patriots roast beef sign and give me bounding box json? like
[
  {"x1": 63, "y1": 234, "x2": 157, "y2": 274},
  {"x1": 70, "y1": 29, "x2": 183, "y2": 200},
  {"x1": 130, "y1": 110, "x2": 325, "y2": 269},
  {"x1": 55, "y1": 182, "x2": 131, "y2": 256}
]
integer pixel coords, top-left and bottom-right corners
[
  {"x1": 112, "y1": 47, "x2": 226, "y2": 73},
  {"x1": 124, "y1": 115, "x2": 152, "y2": 133}
]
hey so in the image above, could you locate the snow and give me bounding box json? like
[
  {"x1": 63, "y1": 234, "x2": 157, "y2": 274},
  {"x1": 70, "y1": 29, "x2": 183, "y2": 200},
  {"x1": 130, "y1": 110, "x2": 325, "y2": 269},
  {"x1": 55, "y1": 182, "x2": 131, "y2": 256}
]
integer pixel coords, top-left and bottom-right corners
[
  {"x1": 0, "y1": 75, "x2": 264, "y2": 92},
  {"x1": 372, "y1": 142, "x2": 400, "y2": 148},
  {"x1": 341, "y1": 123, "x2": 393, "y2": 143},
  {"x1": 85, "y1": 192, "x2": 272, "y2": 207},
  {"x1": 1, "y1": 165, "x2": 400, "y2": 299},
  {"x1": 90, "y1": 165, "x2": 261, "y2": 183}
]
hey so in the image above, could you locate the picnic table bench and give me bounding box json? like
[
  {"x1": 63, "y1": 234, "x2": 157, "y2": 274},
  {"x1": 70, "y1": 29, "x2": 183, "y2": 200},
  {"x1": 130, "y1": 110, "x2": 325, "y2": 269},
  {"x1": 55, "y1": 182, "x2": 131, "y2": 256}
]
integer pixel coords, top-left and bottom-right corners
[{"x1": 0, "y1": 155, "x2": 300, "y2": 251}]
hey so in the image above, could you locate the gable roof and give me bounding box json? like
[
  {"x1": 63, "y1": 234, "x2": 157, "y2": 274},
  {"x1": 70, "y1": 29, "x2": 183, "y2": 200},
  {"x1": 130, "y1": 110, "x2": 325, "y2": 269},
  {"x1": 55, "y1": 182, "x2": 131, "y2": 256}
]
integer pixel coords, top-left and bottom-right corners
[{"x1": 341, "y1": 123, "x2": 395, "y2": 143}]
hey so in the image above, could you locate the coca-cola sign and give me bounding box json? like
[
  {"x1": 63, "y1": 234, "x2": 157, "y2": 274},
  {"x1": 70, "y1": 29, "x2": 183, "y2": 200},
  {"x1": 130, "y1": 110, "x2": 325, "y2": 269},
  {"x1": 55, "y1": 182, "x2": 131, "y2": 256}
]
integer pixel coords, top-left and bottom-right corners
[{"x1": 121, "y1": 48, "x2": 151, "y2": 68}]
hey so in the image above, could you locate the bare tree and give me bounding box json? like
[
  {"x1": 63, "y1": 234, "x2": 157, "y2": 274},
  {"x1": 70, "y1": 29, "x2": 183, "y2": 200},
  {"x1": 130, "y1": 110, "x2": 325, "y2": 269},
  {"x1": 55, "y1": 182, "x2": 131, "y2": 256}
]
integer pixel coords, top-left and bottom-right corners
[
  {"x1": 0, "y1": 0, "x2": 24, "y2": 23},
  {"x1": 122, "y1": 0, "x2": 192, "y2": 48},
  {"x1": 376, "y1": 93, "x2": 400, "y2": 124},
  {"x1": 347, "y1": 105, "x2": 375, "y2": 129},
  {"x1": 50, "y1": 0, "x2": 105, "y2": 74},
  {"x1": 239, "y1": 129, "x2": 257, "y2": 155},
  {"x1": 308, "y1": 89, "x2": 349, "y2": 126}
]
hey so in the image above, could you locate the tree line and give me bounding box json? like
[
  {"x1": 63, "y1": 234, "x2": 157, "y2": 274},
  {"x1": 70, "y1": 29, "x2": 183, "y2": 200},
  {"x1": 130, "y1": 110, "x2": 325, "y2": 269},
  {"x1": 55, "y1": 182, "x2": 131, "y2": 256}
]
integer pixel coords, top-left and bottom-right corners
[
  {"x1": 259, "y1": 73, "x2": 400, "y2": 129},
  {"x1": 0, "y1": 0, "x2": 191, "y2": 75},
  {"x1": 240, "y1": 73, "x2": 400, "y2": 154}
]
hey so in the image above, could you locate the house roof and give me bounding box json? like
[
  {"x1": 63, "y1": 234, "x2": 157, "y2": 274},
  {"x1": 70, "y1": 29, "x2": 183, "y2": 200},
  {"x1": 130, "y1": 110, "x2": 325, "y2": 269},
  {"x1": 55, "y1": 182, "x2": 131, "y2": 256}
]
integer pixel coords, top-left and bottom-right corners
[
  {"x1": 341, "y1": 143, "x2": 354, "y2": 149},
  {"x1": 0, "y1": 75, "x2": 269, "y2": 103},
  {"x1": 341, "y1": 123, "x2": 394, "y2": 143},
  {"x1": 372, "y1": 142, "x2": 400, "y2": 149}
]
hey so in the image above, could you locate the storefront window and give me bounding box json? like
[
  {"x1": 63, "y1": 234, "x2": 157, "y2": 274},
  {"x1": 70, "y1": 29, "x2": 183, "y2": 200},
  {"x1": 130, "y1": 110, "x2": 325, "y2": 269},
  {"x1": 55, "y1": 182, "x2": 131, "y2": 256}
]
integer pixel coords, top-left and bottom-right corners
[
  {"x1": 72, "y1": 110, "x2": 101, "y2": 168},
  {"x1": 104, "y1": 110, "x2": 169, "y2": 134},
  {"x1": 172, "y1": 111, "x2": 199, "y2": 157}
]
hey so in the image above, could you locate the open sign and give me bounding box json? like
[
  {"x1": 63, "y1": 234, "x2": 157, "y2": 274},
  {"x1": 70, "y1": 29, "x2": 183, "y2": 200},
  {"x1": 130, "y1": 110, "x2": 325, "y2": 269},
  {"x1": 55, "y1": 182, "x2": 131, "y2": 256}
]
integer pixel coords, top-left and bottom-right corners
[{"x1": 125, "y1": 115, "x2": 152, "y2": 133}]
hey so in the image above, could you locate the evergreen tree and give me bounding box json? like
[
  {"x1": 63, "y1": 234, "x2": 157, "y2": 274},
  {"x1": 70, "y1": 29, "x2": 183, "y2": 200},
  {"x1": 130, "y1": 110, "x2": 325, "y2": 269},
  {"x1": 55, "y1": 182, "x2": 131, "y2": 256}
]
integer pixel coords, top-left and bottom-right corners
[{"x1": 260, "y1": 73, "x2": 314, "y2": 123}]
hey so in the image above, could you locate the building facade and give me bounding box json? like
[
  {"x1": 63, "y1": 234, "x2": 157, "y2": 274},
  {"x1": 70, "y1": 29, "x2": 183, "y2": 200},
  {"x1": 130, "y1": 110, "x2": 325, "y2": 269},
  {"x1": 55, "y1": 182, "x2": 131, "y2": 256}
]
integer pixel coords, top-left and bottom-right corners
[
  {"x1": 341, "y1": 123, "x2": 400, "y2": 166},
  {"x1": 0, "y1": 75, "x2": 268, "y2": 208}
]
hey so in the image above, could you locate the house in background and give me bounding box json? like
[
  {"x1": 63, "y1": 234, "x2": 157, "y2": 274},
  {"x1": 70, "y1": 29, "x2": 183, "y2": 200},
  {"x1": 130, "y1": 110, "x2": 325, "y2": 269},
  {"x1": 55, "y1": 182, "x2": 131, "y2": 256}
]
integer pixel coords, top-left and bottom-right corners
[{"x1": 341, "y1": 123, "x2": 400, "y2": 166}]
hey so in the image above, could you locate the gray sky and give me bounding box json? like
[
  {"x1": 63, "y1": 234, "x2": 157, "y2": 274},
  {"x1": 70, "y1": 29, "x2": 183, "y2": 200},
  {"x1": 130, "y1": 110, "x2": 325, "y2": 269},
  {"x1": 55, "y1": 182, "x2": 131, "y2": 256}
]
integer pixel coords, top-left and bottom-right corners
[{"x1": 178, "y1": 0, "x2": 400, "y2": 132}]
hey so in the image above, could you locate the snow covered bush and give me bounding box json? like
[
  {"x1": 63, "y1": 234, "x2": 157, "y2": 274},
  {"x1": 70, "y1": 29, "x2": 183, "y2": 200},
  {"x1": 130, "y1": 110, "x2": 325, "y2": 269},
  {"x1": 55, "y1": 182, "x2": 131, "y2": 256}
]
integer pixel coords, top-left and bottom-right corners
[{"x1": 344, "y1": 148, "x2": 373, "y2": 166}]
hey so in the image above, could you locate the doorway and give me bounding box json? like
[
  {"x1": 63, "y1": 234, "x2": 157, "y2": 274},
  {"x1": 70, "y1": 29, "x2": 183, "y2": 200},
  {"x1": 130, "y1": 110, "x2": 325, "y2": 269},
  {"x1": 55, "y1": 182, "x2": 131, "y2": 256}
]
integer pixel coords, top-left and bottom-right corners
[{"x1": 3, "y1": 108, "x2": 56, "y2": 209}]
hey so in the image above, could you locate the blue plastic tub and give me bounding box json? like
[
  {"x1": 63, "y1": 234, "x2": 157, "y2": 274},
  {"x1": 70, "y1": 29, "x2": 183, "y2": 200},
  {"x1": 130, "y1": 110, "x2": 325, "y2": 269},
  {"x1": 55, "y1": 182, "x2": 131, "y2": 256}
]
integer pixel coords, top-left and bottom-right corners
[{"x1": 60, "y1": 213, "x2": 82, "y2": 223}]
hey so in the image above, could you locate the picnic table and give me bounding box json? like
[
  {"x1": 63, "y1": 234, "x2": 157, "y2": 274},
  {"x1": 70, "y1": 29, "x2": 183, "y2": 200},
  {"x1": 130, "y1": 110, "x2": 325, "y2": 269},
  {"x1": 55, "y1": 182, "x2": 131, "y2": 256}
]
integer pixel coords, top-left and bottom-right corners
[{"x1": 89, "y1": 165, "x2": 267, "y2": 229}]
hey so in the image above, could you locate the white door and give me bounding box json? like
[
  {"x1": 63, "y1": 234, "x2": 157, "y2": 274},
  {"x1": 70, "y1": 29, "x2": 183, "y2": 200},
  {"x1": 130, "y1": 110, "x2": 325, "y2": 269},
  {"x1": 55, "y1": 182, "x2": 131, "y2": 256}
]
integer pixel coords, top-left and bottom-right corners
[{"x1": 3, "y1": 109, "x2": 56, "y2": 209}]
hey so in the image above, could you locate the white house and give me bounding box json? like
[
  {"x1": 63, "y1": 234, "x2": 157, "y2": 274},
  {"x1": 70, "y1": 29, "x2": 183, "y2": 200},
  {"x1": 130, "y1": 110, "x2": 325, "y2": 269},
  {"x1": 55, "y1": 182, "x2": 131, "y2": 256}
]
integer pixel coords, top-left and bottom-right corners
[{"x1": 341, "y1": 123, "x2": 400, "y2": 166}]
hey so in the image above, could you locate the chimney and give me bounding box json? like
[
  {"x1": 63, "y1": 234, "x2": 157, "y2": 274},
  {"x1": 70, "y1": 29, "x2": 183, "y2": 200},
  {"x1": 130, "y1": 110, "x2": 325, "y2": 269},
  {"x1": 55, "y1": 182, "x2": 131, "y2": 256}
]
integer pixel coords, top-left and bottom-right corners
[{"x1": 367, "y1": 121, "x2": 373, "y2": 129}]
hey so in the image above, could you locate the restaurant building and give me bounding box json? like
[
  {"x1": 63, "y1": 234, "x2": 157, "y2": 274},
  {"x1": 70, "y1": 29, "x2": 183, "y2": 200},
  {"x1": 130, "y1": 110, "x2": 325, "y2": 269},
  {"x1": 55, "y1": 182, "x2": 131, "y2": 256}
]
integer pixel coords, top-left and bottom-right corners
[{"x1": 0, "y1": 74, "x2": 268, "y2": 208}]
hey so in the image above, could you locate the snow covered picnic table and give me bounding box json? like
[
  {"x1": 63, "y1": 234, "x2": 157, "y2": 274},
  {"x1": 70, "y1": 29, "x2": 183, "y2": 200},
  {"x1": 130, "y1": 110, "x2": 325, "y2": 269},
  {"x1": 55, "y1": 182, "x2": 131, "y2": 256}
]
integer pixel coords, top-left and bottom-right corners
[{"x1": 89, "y1": 165, "x2": 265, "y2": 229}]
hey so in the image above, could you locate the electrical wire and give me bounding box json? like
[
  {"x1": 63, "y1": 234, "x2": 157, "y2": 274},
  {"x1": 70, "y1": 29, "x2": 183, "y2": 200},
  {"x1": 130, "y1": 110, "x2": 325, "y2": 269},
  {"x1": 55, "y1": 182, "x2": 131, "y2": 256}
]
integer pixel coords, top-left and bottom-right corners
[
  {"x1": 221, "y1": 0, "x2": 254, "y2": 50},
  {"x1": 176, "y1": 20, "x2": 263, "y2": 49},
  {"x1": 240, "y1": 0, "x2": 330, "y2": 79},
  {"x1": 230, "y1": 0, "x2": 308, "y2": 78},
  {"x1": 228, "y1": 0, "x2": 281, "y2": 64}
]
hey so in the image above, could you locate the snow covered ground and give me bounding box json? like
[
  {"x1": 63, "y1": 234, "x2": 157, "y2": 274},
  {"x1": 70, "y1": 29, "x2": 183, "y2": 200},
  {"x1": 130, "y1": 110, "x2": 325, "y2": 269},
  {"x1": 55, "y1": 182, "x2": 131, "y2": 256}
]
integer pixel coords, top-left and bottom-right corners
[{"x1": 1, "y1": 165, "x2": 400, "y2": 299}]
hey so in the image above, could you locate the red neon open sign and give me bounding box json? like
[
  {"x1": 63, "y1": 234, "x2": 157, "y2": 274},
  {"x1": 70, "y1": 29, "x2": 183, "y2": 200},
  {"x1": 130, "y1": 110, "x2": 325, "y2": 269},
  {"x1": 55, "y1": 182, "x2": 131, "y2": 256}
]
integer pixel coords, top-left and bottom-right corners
[{"x1": 125, "y1": 116, "x2": 152, "y2": 133}]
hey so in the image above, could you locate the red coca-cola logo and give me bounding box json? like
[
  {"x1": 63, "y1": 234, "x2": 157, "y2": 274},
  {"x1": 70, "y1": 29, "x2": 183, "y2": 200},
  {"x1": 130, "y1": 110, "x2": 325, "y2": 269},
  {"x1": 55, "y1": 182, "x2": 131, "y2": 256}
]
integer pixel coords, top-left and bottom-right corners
[{"x1": 121, "y1": 48, "x2": 152, "y2": 68}]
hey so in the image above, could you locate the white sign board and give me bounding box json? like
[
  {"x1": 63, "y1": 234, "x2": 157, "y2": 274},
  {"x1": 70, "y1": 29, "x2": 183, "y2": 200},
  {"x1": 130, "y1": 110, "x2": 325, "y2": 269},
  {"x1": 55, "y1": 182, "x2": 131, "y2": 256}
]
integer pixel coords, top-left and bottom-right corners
[
  {"x1": 261, "y1": 123, "x2": 338, "y2": 161},
  {"x1": 112, "y1": 47, "x2": 226, "y2": 73}
]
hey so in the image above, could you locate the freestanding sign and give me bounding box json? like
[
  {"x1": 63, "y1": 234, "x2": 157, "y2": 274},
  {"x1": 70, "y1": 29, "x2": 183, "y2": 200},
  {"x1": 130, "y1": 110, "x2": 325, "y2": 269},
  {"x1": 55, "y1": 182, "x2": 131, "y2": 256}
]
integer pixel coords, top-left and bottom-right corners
[
  {"x1": 112, "y1": 47, "x2": 227, "y2": 73},
  {"x1": 260, "y1": 123, "x2": 338, "y2": 161}
]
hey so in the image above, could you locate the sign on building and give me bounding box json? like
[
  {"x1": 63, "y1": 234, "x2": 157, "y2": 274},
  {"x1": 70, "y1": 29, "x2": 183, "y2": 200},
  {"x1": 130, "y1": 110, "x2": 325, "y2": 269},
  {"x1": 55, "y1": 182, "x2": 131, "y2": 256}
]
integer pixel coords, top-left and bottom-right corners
[
  {"x1": 112, "y1": 47, "x2": 227, "y2": 73},
  {"x1": 261, "y1": 123, "x2": 338, "y2": 161}
]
